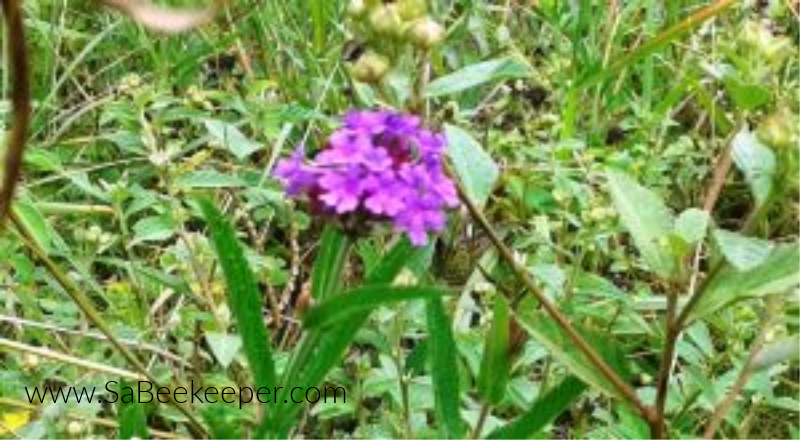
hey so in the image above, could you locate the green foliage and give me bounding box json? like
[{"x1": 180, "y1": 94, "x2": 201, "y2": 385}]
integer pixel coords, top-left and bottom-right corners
[{"x1": 2, "y1": 1, "x2": 798, "y2": 439}]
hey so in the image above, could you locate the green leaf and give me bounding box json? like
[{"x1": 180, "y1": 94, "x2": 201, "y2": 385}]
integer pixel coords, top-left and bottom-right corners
[
  {"x1": 445, "y1": 124, "x2": 499, "y2": 207},
  {"x1": 689, "y1": 243, "x2": 799, "y2": 322},
  {"x1": 515, "y1": 298, "x2": 632, "y2": 401},
  {"x1": 675, "y1": 208, "x2": 711, "y2": 244},
  {"x1": 205, "y1": 119, "x2": 261, "y2": 160},
  {"x1": 477, "y1": 295, "x2": 510, "y2": 405},
  {"x1": 174, "y1": 171, "x2": 248, "y2": 189},
  {"x1": 732, "y1": 129, "x2": 776, "y2": 207},
  {"x1": 723, "y1": 76, "x2": 771, "y2": 110},
  {"x1": 205, "y1": 332, "x2": 243, "y2": 368},
  {"x1": 304, "y1": 285, "x2": 449, "y2": 329},
  {"x1": 606, "y1": 170, "x2": 677, "y2": 279},
  {"x1": 753, "y1": 336, "x2": 800, "y2": 371},
  {"x1": 426, "y1": 297, "x2": 465, "y2": 438},
  {"x1": 199, "y1": 199, "x2": 276, "y2": 425},
  {"x1": 132, "y1": 215, "x2": 175, "y2": 243},
  {"x1": 713, "y1": 228, "x2": 774, "y2": 271},
  {"x1": 12, "y1": 199, "x2": 69, "y2": 254},
  {"x1": 271, "y1": 239, "x2": 424, "y2": 437},
  {"x1": 118, "y1": 379, "x2": 149, "y2": 439},
  {"x1": 486, "y1": 376, "x2": 586, "y2": 439},
  {"x1": 424, "y1": 55, "x2": 533, "y2": 98},
  {"x1": 311, "y1": 226, "x2": 349, "y2": 300}
]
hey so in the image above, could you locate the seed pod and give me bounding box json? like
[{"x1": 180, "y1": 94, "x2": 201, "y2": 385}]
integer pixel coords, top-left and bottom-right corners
[
  {"x1": 408, "y1": 17, "x2": 445, "y2": 49},
  {"x1": 369, "y1": 4, "x2": 403, "y2": 36},
  {"x1": 350, "y1": 51, "x2": 390, "y2": 83}
]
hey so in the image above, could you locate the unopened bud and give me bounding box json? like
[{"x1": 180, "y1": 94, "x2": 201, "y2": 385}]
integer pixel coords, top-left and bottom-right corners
[
  {"x1": 397, "y1": 0, "x2": 427, "y2": 21},
  {"x1": 408, "y1": 17, "x2": 445, "y2": 49},
  {"x1": 369, "y1": 4, "x2": 403, "y2": 36},
  {"x1": 758, "y1": 108, "x2": 797, "y2": 149},
  {"x1": 350, "y1": 51, "x2": 390, "y2": 83},
  {"x1": 67, "y1": 421, "x2": 84, "y2": 436},
  {"x1": 347, "y1": 0, "x2": 367, "y2": 18}
]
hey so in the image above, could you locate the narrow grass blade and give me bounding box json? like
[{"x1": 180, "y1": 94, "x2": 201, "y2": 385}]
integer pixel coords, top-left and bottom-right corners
[
  {"x1": 118, "y1": 380, "x2": 149, "y2": 440},
  {"x1": 304, "y1": 285, "x2": 450, "y2": 329},
  {"x1": 272, "y1": 239, "x2": 424, "y2": 436},
  {"x1": 575, "y1": 0, "x2": 733, "y2": 90},
  {"x1": 477, "y1": 295, "x2": 510, "y2": 405},
  {"x1": 486, "y1": 376, "x2": 586, "y2": 439},
  {"x1": 199, "y1": 199, "x2": 276, "y2": 425},
  {"x1": 426, "y1": 297, "x2": 465, "y2": 438},
  {"x1": 311, "y1": 226, "x2": 349, "y2": 300}
]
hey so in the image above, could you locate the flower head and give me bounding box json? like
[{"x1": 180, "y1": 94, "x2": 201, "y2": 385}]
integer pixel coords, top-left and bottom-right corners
[{"x1": 273, "y1": 109, "x2": 459, "y2": 246}]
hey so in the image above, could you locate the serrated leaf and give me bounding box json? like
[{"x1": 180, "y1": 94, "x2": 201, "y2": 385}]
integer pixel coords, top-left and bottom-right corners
[
  {"x1": 732, "y1": 129, "x2": 776, "y2": 207},
  {"x1": 606, "y1": 170, "x2": 677, "y2": 278},
  {"x1": 205, "y1": 119, "x2": 261, "y2": 160},
  {"x1": 303, "y1": 285, "x2": 450, "y2": 329},
  {"x1": 675, "y1": 208, "x2": 711, "y2": 244},
  {"x1": 205, "y1": 332, "x2": 243, "y2": 368},
  {"x1": 689, "y1": 243, "x2": 799, "y2": 322},
  {"x1": 426, "y1": 297, "x2": 465, "y2": 438},
  {"x1": 425, "y1": 56, "x2": 533, "y2": 98},
  {"x1": 486, "y1": 376, "x2": 586, "y2": 439},
  {"x1": 445, "y1": 124, "x2": 499, "y2": 207},
  {"x1": 713, "y1": 229, "x2": 774, "y2": 271},
  {"x1": 477, "y1": 295, "x2": 510, "y2": 405}
]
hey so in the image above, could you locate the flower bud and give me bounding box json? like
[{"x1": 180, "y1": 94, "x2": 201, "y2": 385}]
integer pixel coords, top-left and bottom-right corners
[
  {"x1": 408, "y1": 17, "x2": 445, "y2": 49},
  {"x1": 350, "y1": 51, "x2": 390, "y2": 83},
  {"x1": 369, "y1": 4, "x2": 403, "y2": 36},
  {"x1": 347, "y1": 0, "x2": 367, "y2": 18},
  {"x1": 758, "y1": 108, "x2": 797, "y2": 149},
  {"x1": 67, "y1": 421, "x2": 84, "y2": 436},
  {"x1": 397, "y1": 0, "x2": 427, "y2": 21}
]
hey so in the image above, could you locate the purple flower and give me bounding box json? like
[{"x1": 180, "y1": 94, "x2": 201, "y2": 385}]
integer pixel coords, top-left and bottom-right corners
[
  {"x1": 318, "y1": 167, "x2": 364, "y2": 213},
  {"x1": 273, "y1": 148, "x2": 315, "y2": 196},
  {"x1": 272, "y1": 109, "x2": 460, "y2": 246}
]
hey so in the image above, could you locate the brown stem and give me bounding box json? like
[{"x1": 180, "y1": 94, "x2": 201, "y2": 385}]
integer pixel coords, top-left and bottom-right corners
[
  {"x1": 0, "y1": 0, "x2": 31, "y2": 227},
  {"x1": 703, "y1": 296, "x2": 781, "y2": 439},
  {"x1": 651, "y1": 291, "x2": 679, "y2": 439},
  {"x1": 471, "y1": 402, "x2": 491, "y2": 439},
  {"x1": 651, "y1": 127, "x2": 740, "y2": 437},
  {"x1": 453, "y1": 176, "x2": 656, "y2": 424}
]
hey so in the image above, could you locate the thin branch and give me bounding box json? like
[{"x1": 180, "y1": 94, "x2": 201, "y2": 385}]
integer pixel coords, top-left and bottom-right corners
[
  {"x1": 10, "y1": 212, "x2": 208, "y2": 438},
  {"x1": 453, "y1": 176, "x2": 656, "y2": 423}
]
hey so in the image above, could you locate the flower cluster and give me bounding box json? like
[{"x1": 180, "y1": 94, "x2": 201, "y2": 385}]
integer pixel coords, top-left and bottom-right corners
[{"x1": 274, "y1": 110, "x2": 458, "y2": 246}]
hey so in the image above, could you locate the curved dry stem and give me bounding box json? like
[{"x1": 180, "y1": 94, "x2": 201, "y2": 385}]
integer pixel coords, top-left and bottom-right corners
[{"x1": 0, "y1": 0, "x2": 31, "y2": 228}]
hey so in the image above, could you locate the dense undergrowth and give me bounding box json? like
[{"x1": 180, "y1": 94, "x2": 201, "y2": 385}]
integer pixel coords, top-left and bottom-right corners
[{"x1": 0, "y1": 1, "x2": 798, "y2": 439}]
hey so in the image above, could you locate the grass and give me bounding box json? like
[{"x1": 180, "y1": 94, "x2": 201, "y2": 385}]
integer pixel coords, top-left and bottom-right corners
[{"x1": 0, "y1": 0, "x2": 798, "y2": 439}]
